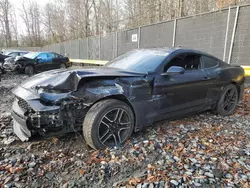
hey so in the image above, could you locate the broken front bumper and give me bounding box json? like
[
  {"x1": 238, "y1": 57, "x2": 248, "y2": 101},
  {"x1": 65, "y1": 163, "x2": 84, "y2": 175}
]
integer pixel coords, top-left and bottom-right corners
[
  {"x1": 12, "y1": 100, "x2": 31, "y2": 141},
  {"x1": 12, "y1": 98, "x2": 62, "y2": 141},
  {"x1": 12, "y1": 87, "x2": 61, "y2": 141},
  {"x1": 3, "y1": 63, "x2": 18, "y2": 71}
]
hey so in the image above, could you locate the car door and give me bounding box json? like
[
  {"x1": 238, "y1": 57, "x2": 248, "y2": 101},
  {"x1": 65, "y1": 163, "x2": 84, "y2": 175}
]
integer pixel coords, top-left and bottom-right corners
[
  {"x1": 50, "y1": 53, "x2": 63, "y2": 69},
  {"x1": 47, "y1": 53, "x2": 60, "y2": 69},
  {"x1": 153, "y1": 53, "x2": 211, "y2": 115},
  {"x1": 35, "y1": 53, "x2": 51, "y2": 72}
]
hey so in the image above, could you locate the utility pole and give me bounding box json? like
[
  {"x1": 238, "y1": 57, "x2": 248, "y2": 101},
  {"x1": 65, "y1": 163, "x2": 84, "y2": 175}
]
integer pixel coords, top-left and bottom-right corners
[{"x1": 116, "y1": 0, "x2": 118, "y2": 30}]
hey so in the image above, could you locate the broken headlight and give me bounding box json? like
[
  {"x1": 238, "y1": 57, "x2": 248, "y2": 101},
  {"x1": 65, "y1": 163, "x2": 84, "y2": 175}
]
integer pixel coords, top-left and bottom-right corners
[{"x1": 37, "y1": 88, "x2": 44, "y2": 95}]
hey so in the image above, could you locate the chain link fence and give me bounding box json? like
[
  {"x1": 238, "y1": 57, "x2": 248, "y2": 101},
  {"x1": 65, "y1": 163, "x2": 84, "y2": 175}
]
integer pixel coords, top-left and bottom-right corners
[
  {"x1": 231, "y1": 5, "x2": 250, "y2": 65},
  {"x1": 140, "y1": 21, "x2": 175, "y2": 48},
  {"x1": 175, "y1": 8, "x2": 234, "y2": 61},
  {"x1": 3, "y1": 4, "x2": 250, "y2": 65},
  {"x1": 100, "y1": 32, "x2": 116, "y2": 60},
  {"x1": 117, "y1": 28, "x2": 139, "y2": 56}
]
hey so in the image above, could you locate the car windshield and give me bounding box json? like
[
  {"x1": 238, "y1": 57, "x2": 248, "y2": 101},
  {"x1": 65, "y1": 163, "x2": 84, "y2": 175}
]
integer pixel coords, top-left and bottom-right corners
[
  {"x1": 20, "y1": 52, "x2": 28, "y2": 56},
  {"x1": 24, "y1": 52, "x2": 39, "y2": 59},
  {"x1": 3, "y1": 51, "x2": 12, "y2": 55},
  {"x1": 8, "y1": 53, "x2": 16, "y2": 57},
  {"x1": 106, "y1": 49, "x2": 169, "y2": 73}
]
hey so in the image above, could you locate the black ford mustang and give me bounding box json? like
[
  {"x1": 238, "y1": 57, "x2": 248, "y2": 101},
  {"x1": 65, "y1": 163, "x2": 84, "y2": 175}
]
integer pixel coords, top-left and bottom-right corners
[{"x1": 12, "y1": 48, "x2": 245, "y2": 149}]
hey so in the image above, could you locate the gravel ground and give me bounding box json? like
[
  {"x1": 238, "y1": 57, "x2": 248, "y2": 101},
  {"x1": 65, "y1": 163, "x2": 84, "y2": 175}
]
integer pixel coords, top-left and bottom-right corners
[{"x1": 0, "y1": 73, "x2": 249, "y2": 188}]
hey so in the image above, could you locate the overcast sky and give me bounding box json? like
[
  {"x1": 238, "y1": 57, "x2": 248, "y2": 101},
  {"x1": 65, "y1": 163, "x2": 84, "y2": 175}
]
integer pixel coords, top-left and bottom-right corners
[
  {"x1": 10, "y1": 0, "x2": 49, "y2": 7},
  {"x1": 9, "y1": 0, "x2": 50, "y2": 34}
]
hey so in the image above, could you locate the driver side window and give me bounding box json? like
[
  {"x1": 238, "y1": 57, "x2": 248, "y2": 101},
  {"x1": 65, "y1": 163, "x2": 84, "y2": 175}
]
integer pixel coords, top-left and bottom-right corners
[
  {"x1": 164, "y1": 54, "x2": 201, "y2": 72},
  {"x1": 37, "y1": 53, "x2": 48, "y2": 60},
  {"x1": 47, "y1": 53, "x2": 56, "y2": 59}
]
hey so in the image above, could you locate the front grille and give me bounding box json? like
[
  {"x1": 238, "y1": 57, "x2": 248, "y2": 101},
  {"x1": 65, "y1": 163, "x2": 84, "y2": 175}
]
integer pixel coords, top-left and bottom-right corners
[{"x1": 17, "y1": 97, "x2": 31, "y2": 111}]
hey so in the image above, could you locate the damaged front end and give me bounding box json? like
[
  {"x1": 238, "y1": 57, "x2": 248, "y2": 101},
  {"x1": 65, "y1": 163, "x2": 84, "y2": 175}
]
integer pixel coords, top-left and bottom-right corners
[
  {"x1": 11, "y1": 68, "x2": 144, "y2": 141},
  {"x1": 12, "y1": 86, "x2": 89, "y2": 141}
]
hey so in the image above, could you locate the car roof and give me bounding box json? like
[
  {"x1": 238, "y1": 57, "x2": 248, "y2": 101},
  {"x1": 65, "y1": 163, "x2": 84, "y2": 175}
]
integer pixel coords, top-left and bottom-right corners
[
  {"x1": 137, "y1": 47, "x2": 221, "y2": 61},
  {"x1": 25, "y1": 52, "x2": 55, "y2": 55},
  {"x1": 36, "y1": 52, "x2": 57, "y2": 54},
  {"x1": 134, "y1": 47, "x2": 177, "y2": 54},
  {"x1": 138, "y1": 47, "x2": 204, "y2": 55},
  {"x1": 4, "y1": 50, "x2": 28, "y2": 53}
]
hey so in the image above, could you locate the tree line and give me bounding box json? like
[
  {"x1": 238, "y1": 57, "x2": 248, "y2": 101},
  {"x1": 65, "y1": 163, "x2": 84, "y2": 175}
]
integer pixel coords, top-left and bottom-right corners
[{"x1": 0, "y1": 0, "x2": 248, "y2": 47}]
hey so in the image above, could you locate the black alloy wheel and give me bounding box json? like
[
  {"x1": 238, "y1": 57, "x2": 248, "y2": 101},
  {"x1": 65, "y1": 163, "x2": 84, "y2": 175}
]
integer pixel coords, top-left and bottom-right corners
[
  {"x1": 60, "y1": 63, "x2": 66, "y2": 69},
  {"x1": 216, "y1": 84, "x2": 238, "y2": 116},
  {"x1": 25, "y1": 65, "x2": 34, "y2": 76},
  {"x1": 98, "y1": 108, "x2": 132, "y2": 147}
]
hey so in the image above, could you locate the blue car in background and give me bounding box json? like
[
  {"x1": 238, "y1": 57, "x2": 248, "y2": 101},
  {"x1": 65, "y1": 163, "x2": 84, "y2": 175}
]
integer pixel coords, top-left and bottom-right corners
[{"x1": 13, "y1": 52, "x2": 70, "y2": 76}]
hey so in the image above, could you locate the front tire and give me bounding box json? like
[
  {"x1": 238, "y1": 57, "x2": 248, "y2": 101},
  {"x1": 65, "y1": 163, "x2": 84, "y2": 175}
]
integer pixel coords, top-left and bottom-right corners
[
  {"x1": 0, "y1": 62, "x2": 5, "y2": 74},
  {"x1": 83, "y1": 99, "x2": 134, "y2": 150},
  {"x1": 25, "y1": 65, "x2": 34, "y2": 76},
  {"x1": 215, "y1": 84, "x2": 238, "y2": 116}
]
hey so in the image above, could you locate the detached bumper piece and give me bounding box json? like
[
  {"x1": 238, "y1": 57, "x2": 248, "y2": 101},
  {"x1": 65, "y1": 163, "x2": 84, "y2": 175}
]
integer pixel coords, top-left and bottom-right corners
[
  {"x1": 12, "y1": 98, "x2": 31, "y2": 141},
  {"x1": 13, "y1": 119, "x2": 31, "y2": 141}
]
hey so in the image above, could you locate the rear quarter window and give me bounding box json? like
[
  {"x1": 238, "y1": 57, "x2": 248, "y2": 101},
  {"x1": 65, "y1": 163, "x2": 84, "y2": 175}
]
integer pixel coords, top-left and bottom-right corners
[
  {"x1": 54, "y1": 53, "x2": 63, "y2": 58},
  {"x1": 202, "y1": 56, "x2": 218, "y2": 69},
  {"x1": 47, "y1": 53, "x2": 56, "y2": 58}
]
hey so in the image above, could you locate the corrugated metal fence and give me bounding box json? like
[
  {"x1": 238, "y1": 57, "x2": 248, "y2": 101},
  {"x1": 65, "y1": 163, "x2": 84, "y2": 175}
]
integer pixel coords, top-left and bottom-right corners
[{"x1": 5, "y1": 4, "x2": 250, "y2": 65}]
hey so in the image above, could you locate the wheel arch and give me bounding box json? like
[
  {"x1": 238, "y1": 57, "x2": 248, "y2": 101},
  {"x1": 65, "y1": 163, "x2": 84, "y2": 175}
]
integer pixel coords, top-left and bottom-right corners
[
  {"x1": 75, "y1": 77, "x2": 138, "y2": 131},
  {"x1": 219, "y1": 66, "x2": 245, "y2": 94},
  {"x1": 90, "y1": 94, "x2": 137, "y2": 131},
  {"x1": 24, "y1": 63, "x2": 35, "y2": 74},
  {"x1": 24, "y1": 63, "x2": 35, "y2": 69},
  {"x1": 231, "y1": 78, "x2": 244, "y2": 100}
]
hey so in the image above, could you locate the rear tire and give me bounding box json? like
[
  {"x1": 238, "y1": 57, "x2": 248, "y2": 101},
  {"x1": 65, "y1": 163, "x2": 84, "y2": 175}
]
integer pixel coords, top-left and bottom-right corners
[
  {"x1": 60, "y1": 63, "x2": 66, "y2": 69},
  {"x1": 25, "y1": 65, "x2": 34, "y2": 76},
  {"x1": 83, "y1": 99, "x2": 134, "y2": 150},
  {"x1": 215, "y1": 84, "x2": 238, "y2": 116}
]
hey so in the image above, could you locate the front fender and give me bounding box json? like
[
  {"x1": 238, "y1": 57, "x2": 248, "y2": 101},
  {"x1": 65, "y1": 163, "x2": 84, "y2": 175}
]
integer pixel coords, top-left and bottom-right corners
[
  {"x1": 72, "y1": 78, "x2": 129, "y2": 103},
  {"x1": 17, "y1": 61, "x2": 35, "y2": 69}
]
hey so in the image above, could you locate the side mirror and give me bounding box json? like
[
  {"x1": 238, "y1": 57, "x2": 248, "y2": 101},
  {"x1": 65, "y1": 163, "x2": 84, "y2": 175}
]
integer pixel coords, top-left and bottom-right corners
[
  {"x1": 161, "y1": 66, "x2": 185, "y2": 76},
  {"x1": 36, "y1": 57, "x2": 42, "y2": 63}
]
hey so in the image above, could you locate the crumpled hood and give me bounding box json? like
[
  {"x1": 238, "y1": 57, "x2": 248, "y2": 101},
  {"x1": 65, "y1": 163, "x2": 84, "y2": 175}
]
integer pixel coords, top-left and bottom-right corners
[
  {"x1": 15, "y1": 56, "x2": 31, "y2": 61},
  {"x1": 20, "y1": 67, "x2": 145, "y2": 91},
  {"x1": 4, "y1": 57, "x2": 15, "y2": 64}
]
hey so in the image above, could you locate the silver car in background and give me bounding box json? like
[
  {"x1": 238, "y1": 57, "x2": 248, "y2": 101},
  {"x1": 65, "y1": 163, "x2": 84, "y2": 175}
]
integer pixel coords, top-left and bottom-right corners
[{"x1": 3, "y1": 51, "x2": 29, "y2": 71}]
